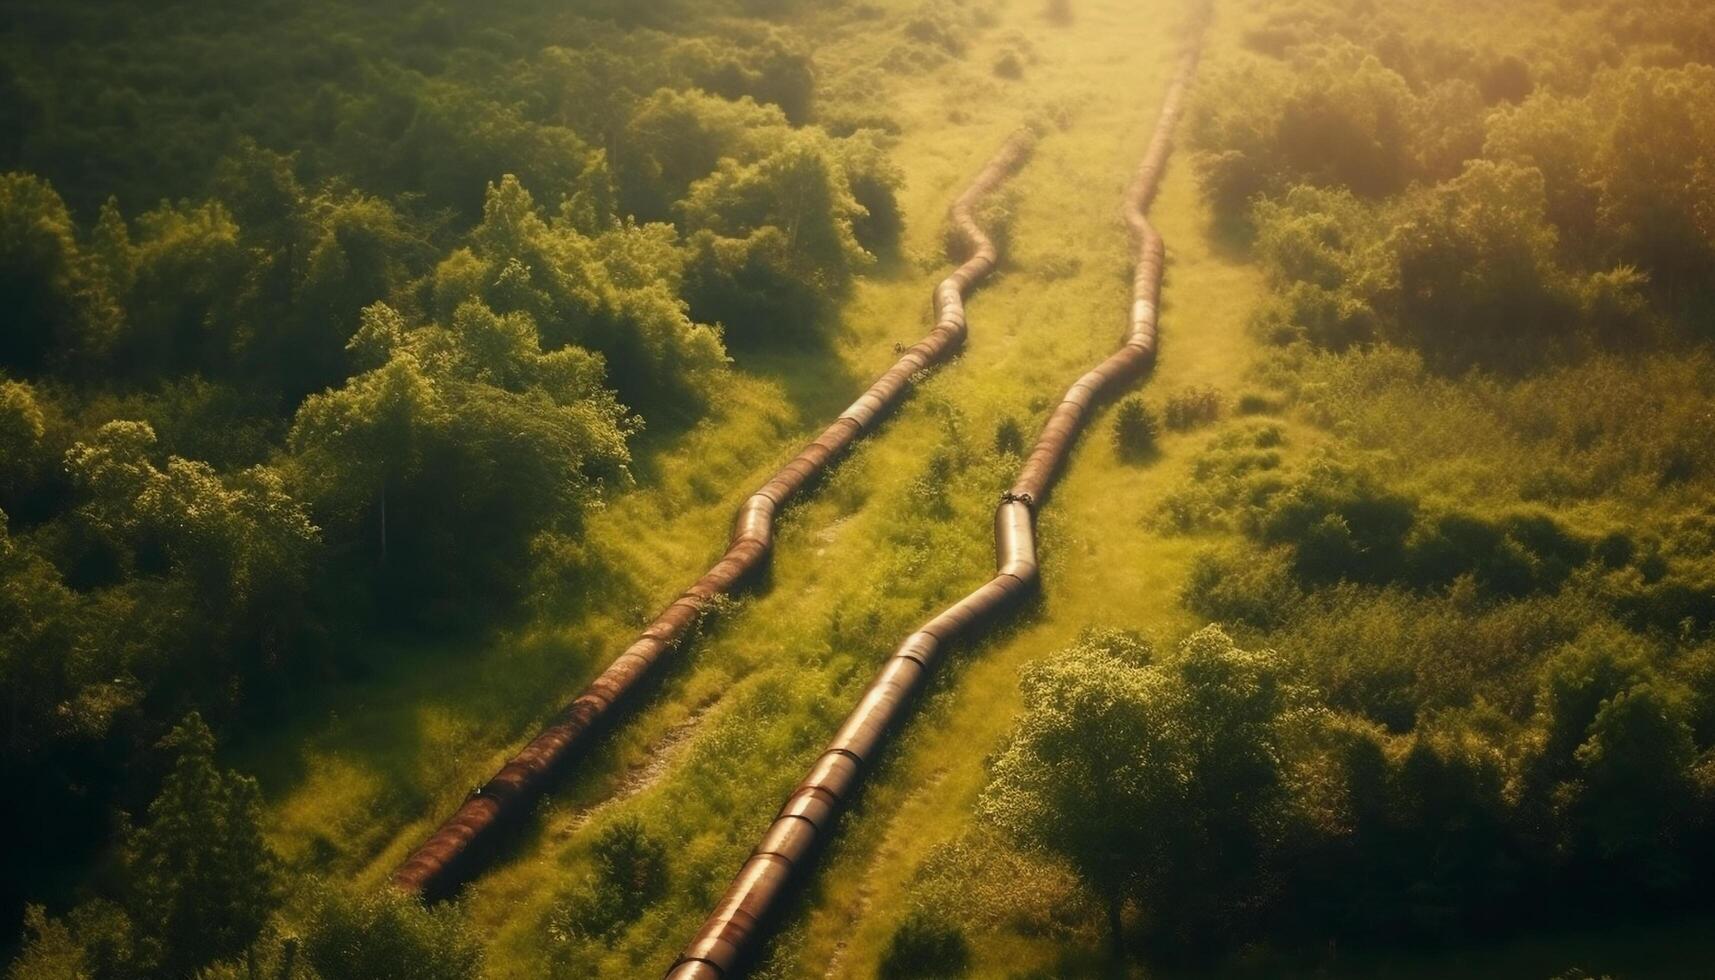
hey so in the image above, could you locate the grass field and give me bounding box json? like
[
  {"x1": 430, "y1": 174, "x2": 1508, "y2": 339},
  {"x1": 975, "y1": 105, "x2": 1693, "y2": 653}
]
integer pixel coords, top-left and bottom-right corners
[{"x1": 228, "y1": 1, "x2": 1712, "y2": 977}]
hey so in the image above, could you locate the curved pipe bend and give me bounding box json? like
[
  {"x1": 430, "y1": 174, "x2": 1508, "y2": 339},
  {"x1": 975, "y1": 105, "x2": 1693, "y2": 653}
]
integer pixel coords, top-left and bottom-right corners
[
  {"x1": 389, "y1": 132, "x2": 1034, "y2": 900},
  {"x1": 665, "y1": 39, "x2": 1204, "y2": 980}
]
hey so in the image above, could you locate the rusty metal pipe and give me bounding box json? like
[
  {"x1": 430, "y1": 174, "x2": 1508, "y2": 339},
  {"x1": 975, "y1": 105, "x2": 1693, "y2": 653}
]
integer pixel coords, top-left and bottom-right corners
[
  {"x1": 665, "y1": 38, "x2": 1203, "y2": 979},
  {"x1": 389, "y1": 132, "x2": 1035, "y2": 900}
]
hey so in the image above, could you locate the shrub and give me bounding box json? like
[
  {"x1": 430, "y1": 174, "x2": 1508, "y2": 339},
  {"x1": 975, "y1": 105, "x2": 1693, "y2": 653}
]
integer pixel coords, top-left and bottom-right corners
[
  {"x1": 879, "y1": 909, "x2": 971, "y2": 979},
  {"x1": 1235, "y1": 391, "x2": 1279, "y2": 415},
  {"x1": 552, "y1": 816, "x2": 670, "y2": 940},
  {"x1": 1112, "y1": 397, "x2": 1158, "y2": 460},
  {"x1": 904, "y1": 3, "x2": 968, "y2": 57},
  {"x1": 301, "y1": 884, "x2": 483, "y2": 980},
  {"x1": 1182, "y1": 547, "x2": 1302, "y2": 630},
  {"x1": 1163, "y1": 386, "x2": 1222, "y2": 430},
  {"x1": 993, "y1": 416, "x2": 1025, "y2": 456}
]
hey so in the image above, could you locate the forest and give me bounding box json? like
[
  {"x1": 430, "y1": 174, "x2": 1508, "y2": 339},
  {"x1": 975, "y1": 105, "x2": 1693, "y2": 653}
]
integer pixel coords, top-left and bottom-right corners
[{"x1": 2, "y1": 0, "x2": 1712, "y2": 977}]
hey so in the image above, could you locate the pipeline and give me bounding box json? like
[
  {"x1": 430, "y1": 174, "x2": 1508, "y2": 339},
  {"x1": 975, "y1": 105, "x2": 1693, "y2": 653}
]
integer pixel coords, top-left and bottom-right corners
[
  {"x1": 390, "y1": 133, "x2": 1035, "y2": 899},
  {"x1": 664, "y1": 39, "x2": 1203, "y2": 980}
]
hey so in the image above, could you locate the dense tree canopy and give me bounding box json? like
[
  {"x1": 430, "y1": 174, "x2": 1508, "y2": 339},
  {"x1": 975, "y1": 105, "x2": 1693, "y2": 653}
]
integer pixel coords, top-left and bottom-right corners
[{"x1": 0, "y1": 0, "x2": 905, "y2": 953}]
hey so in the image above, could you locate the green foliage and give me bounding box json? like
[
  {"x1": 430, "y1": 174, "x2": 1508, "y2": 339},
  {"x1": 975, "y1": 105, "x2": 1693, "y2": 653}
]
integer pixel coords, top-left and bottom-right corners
[
  {"x1": 0, "y1": 0, "x2": 911, "y2": 938},
  {"x1": 980, "y1": 627, "x2": 1296, "y2": 954},
  {"x1": 552, "y1": 816, "x2": 671, "y2": 940},
  {"x1": 1520, "y1": 631, "x2": 1703, "y2": 886},
  {"x1": 1204, "y1": 2, "x2": 1715, "y2": 371},
  {"x1": 1110, "y1": 396, "x2": 1158, "y2": 461},
  {"x1": 680, "y1": 130, "x2": 889, "y2": 341},
  {"x1": 0, "y1": 174, "x2": 120, "y2": 372},
  {"x1": 301, "y1": 884, "x2": 483, "y2": 980},
  {"x1": 9, "y1": 715, "x2": 280, "y2": 979},
  {"x1": 1162, "y1": 385, "x2": 1222, "y2": 431},
  {"x1": 128, "y1": 714, "x2": 279, "y2": 976},
  {"x1": 1188, "y1": 43, "x2": 1423, "y2": 230},
  {"x1": 0, "y1": 379, "x2": 51, "y2": 511},
  {"x1": 290, "y1": 300, "x2": 632, "y2": 618},
  {"x1": 1183, "y1": 546, "x2": 1302, "y2": 631},
  {"x1": 1008, "y1": 613, "x2": 1715, "y2": 960},
  {"x1": 1587, "y1": 66, "x2": 1715, "y2": 297},
  {"x1": 1384, "y1": 161, "x2": 1593, "y2": 371},
  {"x1": 879, "y1": 909, "x2": 971, "y2": 979},
  {"x1": 1245, "y1": 163, "x2": 1647, "y2": 372},
  {"x1": 448, "y1": 174, "x2": 727, "y2": 406},
  {"x1": 68, "y1": 420, "x2": 319, "y2": 612},
  {"x1": 5, "y1": 906, "x2": 88, "y2": 980},
  {"x1": 1157, "y1": 421, "x2": 1287, "y2": 535}
]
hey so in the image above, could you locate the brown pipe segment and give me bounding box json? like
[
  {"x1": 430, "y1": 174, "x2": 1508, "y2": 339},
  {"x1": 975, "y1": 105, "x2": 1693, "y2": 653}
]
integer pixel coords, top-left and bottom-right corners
[
  {"x1": 664, "y1": 40, "x2": 1203, "y2": 980},
  {"x1": 388, "y1": 133, "x2": 1034, "y2": 900}
]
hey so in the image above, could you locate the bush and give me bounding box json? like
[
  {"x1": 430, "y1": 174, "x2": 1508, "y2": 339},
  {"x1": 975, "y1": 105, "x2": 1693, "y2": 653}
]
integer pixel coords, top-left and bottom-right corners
[
  {"x1": 552, "y1": 817, "x2": 670, "y2": 940},
  {"x1": 1235, "y1": 391, "x2": 1279, "y2": 415},
  {"x1": 301, "y1": 884, "x2": 483, "y2": 980},
  {"x1": 1163, "y1": 386, "x2": 1222, "y2": 430},
  {"x1": 1112, "y1": 397, "x2": 1158, "y2": 460},
  {"x1": 993, "y1": 416, "x2": 1025, "y2": 456},
  {"x1": 879, "y1": 909, "x2": 971, "y2": 979},
  {"x1": 1183, "y1": 547, "x2": 1302, "y2": 630}
]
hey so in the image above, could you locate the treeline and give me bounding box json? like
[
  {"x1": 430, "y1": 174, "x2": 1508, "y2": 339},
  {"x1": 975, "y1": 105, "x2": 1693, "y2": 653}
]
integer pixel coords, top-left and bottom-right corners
[
  {"x1": 1190, "y1": 0, "x2": 1715, "y2": 372},
  {"x1": 0, "y1": 0, "x2": 906, "y2": 959}
]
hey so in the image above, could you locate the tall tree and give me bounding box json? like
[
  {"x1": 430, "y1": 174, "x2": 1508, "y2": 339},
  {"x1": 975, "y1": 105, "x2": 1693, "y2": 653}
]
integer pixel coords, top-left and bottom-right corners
[{"x1": 127, "y1": 713, "x2": 279, "y2": 977}]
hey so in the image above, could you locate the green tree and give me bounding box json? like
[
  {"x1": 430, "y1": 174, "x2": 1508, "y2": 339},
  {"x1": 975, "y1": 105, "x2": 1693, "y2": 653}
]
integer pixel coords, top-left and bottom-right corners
[
  {"x1": 66, "y1": 420, "x2": 320, "y2": 668},
  {"x1": 981, "y1": 627, "x2": 1296, "y2": 958},
  {"x1": 127, "y1": 713, "x2": 279, "y2": 976},
  {"x1": 0, "y1": 379, "x2": 48, "y2": 510},
  {"x1": 5, "y1": 906, "x2": 89, "y2": 980},
  {"x1": 1382, "y1": 160, "x2": 1581, "y2": 371},
  {"x1": 0, "y1": 173, "x2": 119, "y2": 372},
  {"x1": 672, "y1": 125, "x2": 894, "y2": 343},
  {"x1": 1591, "y1": 65, "x2": 1715, "y2": 299},
  {"x1": 978, "y1": 629, "x2": 1174, "y2": 960},
  {"x1": 120, "y1": 199, "x2": 247, "y2": 379},
  {"x1": 1483, "y1": 89, "x2": 1604, "y2": 262},
  {"x1": 617, "y1": 89, "x2": 789, "y2": 220},
  {"x1": 1566, "y1": 681, "x2": 1698, "y2": 886},
  {"x1": 290, "y1": 301, "x2": 632, "y2": 615},
  {"x1": 456, "y1": 176, "x2": 725, "y2": 408}
]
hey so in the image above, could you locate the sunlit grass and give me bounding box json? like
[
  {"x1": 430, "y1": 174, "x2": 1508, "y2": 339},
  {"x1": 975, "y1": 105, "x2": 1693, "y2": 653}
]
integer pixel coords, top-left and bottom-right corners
[{"x1": 235, "y1": 0, "x2": 1714, "y2": 978}]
